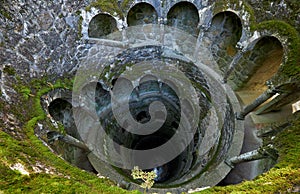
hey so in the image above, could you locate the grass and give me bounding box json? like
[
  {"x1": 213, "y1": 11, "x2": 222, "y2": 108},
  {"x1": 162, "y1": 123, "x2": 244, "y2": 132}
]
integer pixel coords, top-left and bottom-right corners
[
  {"x1": 2, "y1": 76, "x2": 299, "y2": 193},
  {"x1": 0, "y1": 77, "x2": 140, "y2": 194}
]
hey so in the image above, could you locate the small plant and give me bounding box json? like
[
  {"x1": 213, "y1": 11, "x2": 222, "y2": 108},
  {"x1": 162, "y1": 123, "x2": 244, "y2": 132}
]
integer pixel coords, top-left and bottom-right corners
[{"x1": 131, "y1": 166, "x2": 157, "y2": 193}]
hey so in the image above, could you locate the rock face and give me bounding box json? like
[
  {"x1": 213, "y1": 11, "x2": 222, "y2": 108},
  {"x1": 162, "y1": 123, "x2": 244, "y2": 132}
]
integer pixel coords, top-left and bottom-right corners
[{"x1": 0, "y1": 0, "x2": 299, "y2": 193}]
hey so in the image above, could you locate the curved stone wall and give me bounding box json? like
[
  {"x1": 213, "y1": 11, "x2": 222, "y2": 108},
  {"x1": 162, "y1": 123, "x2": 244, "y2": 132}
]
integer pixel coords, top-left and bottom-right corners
[
  {"x1": 41, "y1": 23, "x2": 244, "y2": 192},
  {"x1": 1, "y1": 0, "x2": 299, "y2": 193}
]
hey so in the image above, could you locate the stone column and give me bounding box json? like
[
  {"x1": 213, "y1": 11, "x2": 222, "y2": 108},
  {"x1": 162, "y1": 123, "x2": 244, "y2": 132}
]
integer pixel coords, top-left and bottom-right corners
[
  {"x1": 47, "y1": 131, "x2": 90, "y2": 152},
  {"x1": 223, "y1": 50, "x2": 243, "y2": 83},
  {"x1": 226, "y1": 145, "x2": 277, "y2": 167},
  {"x1": 236, "y1": 88, "x2": 277, "y2": 120},
  {"x1": 257, "y1": 122, "x2": 291, "y2": 137}
]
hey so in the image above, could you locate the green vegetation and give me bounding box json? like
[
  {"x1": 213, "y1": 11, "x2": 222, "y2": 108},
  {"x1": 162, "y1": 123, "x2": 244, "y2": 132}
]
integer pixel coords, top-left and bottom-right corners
[
  {"x1": 3, "y1": 66, "x2": 16, "y2": 76},
  {"x1": 19, "y1": 87, "x2": 31, "y2": 100},
  {"x1": 272, "y1": 114, "x2": 300, "y2": 169},
  {"x1": 0, "y1": 77, "x2": 140, "y2": 194},
  {"x1": 0, "y1": 0, "x2": 12, "y2": 20},
  {"x1": 200, "y1": 167, "x2": 300, "y2": 193},
  {"x1": 0, "y1": 131, "x2": 135, "y2": 193}
]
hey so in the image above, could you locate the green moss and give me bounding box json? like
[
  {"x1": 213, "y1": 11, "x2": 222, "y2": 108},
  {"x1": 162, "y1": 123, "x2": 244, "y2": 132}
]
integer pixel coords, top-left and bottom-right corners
[
  {"x1": 3, "y1": 66, "x2": 16, "y2": 76},
  {"x1": 85, "y1": 0, "x2": 134, "y2": 19},
  {"x1": 0, "y1": 3, "x2": 12, "y2": 20},
  {"x1": 253, "y1": 20, "x2": 300, "y2": 80},
  {"x1": 200, "y1": 167, "x2": 300, "y2": 193},
  {"x1": 86, "y1": 0, "x2": 122, "y2": 17},
  {"x1": 0, "y1": 77, "x2": 140, "y2": 193},
  {"x1": 20, "y1": 87, "x2": 31, "y2": 100},
  {"x1": 0, "y1": 132, "x2": 139, "y2": 194},
  {"x1": 77, "y1": 15, "x2": 83, "y2": 39},
  {"x1": 272, "y1": 115, "x2": 300, "y2": 169}
]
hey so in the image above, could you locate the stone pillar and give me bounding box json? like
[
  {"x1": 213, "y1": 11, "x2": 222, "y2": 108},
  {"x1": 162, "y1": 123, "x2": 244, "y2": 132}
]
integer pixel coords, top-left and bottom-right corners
[
  {"x1": 226, "y1": 145, "x2": 278, "y2": 167},
  {"x1": 223, "y1": 50, "x2": 243, "y2": 83},
  {"x1": 236, "y1": 88, "x2": 277, "y2": 120},
  {"x1": 257, "y1": 122, "x2": 291, "y2": 137},
  {"x1": 47, "y1": 131, "x2": 90, "y2": 152}
]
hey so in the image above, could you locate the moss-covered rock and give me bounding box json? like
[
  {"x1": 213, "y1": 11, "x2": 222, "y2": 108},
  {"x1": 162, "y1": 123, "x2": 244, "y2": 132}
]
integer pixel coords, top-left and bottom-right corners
[{"x1": 85, "y1": 0, "x2": 135, "y2": 19}]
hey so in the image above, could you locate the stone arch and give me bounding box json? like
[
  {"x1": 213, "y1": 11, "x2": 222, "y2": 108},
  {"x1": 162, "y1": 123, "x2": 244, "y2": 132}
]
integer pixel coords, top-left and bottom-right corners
[
  {"x1": 47, "y1": 97, "x2": 96, "y2": 172},
  {"x1": 88, "y1": 13, "x2": 118, "y2": 38},
  {"x1": 209, "y1": 11, "x2": 243, "y2": 72},
  {"x1": 127, "y1": 2, "x2": 158, "y2": 26},
  {"x1": 49, "y1": 99, "x2": 72, "y2": 126},
  {"x1": 48, "y1": 98, "x2": 77, "y2": 136},
  {"x1": 236, "y1": 36, "x2": 284, "y2": 91},
  {"x1": 167, "y1": 1, "x2": 199, "y2": 36}
]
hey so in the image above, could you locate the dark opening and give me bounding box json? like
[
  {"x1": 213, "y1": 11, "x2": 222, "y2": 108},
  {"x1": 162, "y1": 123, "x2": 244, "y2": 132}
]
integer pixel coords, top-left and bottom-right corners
[
  {"x1": 209, "y1": 11, "x2": 243, "y2": 72},
  {"x1": 88, "y1": 13, "x2": 118, "y2": 38},
  {"x1": 167, "y1": 2, "x2": 199, "y2": 36},
  {"x1": 127, "y1": 2, "x2": 158, "y2": 26}
]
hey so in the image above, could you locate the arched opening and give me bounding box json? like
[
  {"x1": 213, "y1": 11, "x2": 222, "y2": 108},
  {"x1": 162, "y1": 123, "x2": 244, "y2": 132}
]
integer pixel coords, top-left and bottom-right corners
[
  {"x1": 219, "y1": 37, "x2": 284, "y2": 185},
  {"x1": 239, "y1": 36, "x2": 283, "y2": 92},
  {"x1": 209, "y1": 11, "x2": 242, "y2": 72},
  {"x1": 167, "y1": 2, "x2": 199, "y2": 36},
  {"x1": 48, "y1": 98, "x2": 95, "y2": 172},
  {"x1": 48, "y1": 98, "x2": 74, "y2": 135},
  {"x1": 127, "y1": 3, "x2": 158, "y2": 26},
  {"x1": 231, "y1": 36, "x2": 283, "y2": 115},
  {"x1": 88, "y1": 13, "x2": 118, "y2": 38}
]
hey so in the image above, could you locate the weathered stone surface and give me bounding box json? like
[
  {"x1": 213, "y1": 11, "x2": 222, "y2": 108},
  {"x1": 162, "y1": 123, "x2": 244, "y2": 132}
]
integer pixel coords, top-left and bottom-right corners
[
  {"x1": 38, "y1": 11, "x2": 54, "y2": 30},
  {"x1": 0, "y1": 0, "x2": 299, "y2": 193}
]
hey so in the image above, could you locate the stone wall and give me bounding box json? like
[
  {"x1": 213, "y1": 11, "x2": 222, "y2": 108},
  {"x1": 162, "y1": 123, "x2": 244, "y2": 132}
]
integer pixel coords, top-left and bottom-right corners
[
  {"x1": 0, "y1": 0, "x2": 90, "y2": 80},
  {"x1": 246, "y1": 0, "x2": 300, "y2": 32}
]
